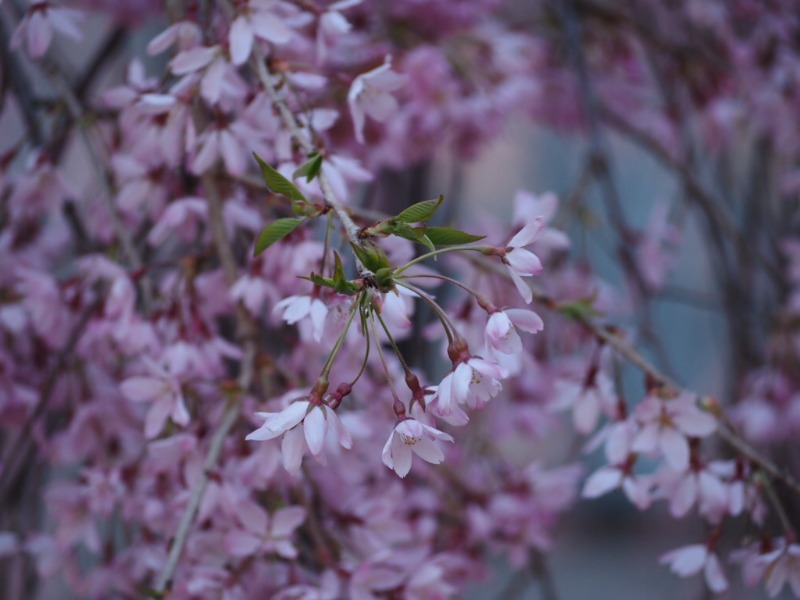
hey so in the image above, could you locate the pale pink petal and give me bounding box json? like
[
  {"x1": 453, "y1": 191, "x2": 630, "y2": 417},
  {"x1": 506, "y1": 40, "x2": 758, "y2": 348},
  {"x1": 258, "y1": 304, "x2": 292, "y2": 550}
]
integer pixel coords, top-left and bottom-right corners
[
  {"x1": 661, "y1": 544, "x2": 706, "y2": 576},
  {"x1": 220, "y1": 129, "x2": 246, "y2": 176},
  {"x1": 391, "y1": 434, "x2": 413, "y2": 477},
  {"x1": 309, "y1": 300, "x2": 328, "y2": 342},
  {"x1": 505, "y1": 247, "x2": 543, "y2": 276},
  {"x1": 507, "y1": 267, "x2": 533, "y2": 304},
  {"x1": 326, "y1": 408, "x2": 352, "y2": 449},
  {"x1": 505, "y1": 308, "x2": 544, "y2": 333},
  {"x1": 251, "y1": 12, "x2": 292, "y2": 44},
  {"x1": 659, "y1": 427, "x2": 690, "y2": 470},
  {"x1": 120, "y1": 377, "x2": 162, "y2": 402},
  {"x1": 411, "y1": 437, "x2": 444, "y2": 464},
  {"x1": 170, "y1": 46, "x2": 217, "y2": 75},
  {"x1": 27, "y1": 12, "x2": 53, "y2": 58},
  {"x1": 171, "y1": 393, "x2": 191, "y2": 427},
  {"x1": 362, "y1": 92, "x2": 398, "y2": 122},
  {"x1": 670, "y1": 474, "x2": 697, "y2": 518},
  {"x1": 303, "y1": 406, "x2": 326, "y2": 456},
  {"x1": 452, "y1": 363, "x2": 473, "y2": 405},
  {"x1": 276, "y1": 296, "x2": 311, "y2": 324},
  {"x1": 225, "y1": 530, "x2": 263, "y2": 557},
  {"x1": 672, "y1": 411, "x2": 717, "y2": 437},
  {"x1": 192, "y1": 131, "x2": 220, "y2": 174},
  {"x1": 229, "y1": 16, "x2": 254, "y2": 66},
  {"x1": 265, "y1": 401, "x2": 310, "y2": 434},
  {"x1": 201, "y1": 57, "x2": 225, "y2": 105},
  {"x1": 147, "y1": 23, "x2": 179, "y2": 55},
  {"x1": 508, "y1": 218, "x2": 543, "y2": 248},
  {"x1": 144, "y1": 398, "x2": 172, "y2": 438},
  {"x1": 281, "y1": 426, "x2": 305, "y2": 472},
  {"x1": 704, "y1": 553, "x2": 728, "y2": 593},
  {"x1": 622, "y1": 476, "x2": 651, "y2": 509},
  {"x1": 419, "y1": 423, "x2": 454, "y2": 442},
  {"x1": 574, "y1": 392, "x2": 600, "y2": 434},
  {"x1": 271, "y1": 506, "x2": 306, "y2": 537},
  {"x1": 486, "y1": 312, "x2": 520, "y2": 355},
  {"x1": 245, "y1": 421, "x2": 284, "y2": 441},
  {"x1": 381, "y1": 430, "x2": 396, "y2": 469},
  {"x1": 582, "y1": 467, "x2": 622, "y2": 498},
  {"x1": 631, "y1": 422, "x2": 659, "y2": 453}
]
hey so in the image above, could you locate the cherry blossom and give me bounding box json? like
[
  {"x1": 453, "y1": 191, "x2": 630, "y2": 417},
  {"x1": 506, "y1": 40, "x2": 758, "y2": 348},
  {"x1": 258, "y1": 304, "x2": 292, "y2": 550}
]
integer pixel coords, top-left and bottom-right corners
[
  {"x1": 484, "y1": 308, "x2": 544, "y2": 356},
  {"x1": 660, "y1": 543, "x2": 728, "y2": 593},
  {"x1": 273, "y1": 294, "x2": 329, "y2": 342},
  {"x1": 348, "y1": 57, "x2": 407, "y2": 143},
  {"x1": 382, "y1": 419, "x2": 454, "y2": 478},
  {"x1": 120, "y1": 362, "x2": 190, "y2": 439},
  {"x1": 501, "y1": 217, "x2": 544, "y2": 303},
  {"x1": 10, "y1": 1, "x2": 83, "y2": 58},
  {"x1": 246, "y1": 398, "x2": 352, "y2": 472},
  {"x1": 632, "y1": 391, "x2": 717, "y2": 471},
  {"x1": 760, "y1": 540, "x2": 800, "y2": 597},
  {"x1": 228, "y1": 0, "x2": 293, "y2": 66}
]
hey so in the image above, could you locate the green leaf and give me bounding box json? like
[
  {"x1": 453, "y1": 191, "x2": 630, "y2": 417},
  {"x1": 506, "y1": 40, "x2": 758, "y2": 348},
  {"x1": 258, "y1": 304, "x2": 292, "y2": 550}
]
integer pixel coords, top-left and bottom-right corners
[
  {"x1": 332, "y1": 251, "x2": 347, "y2": 287},
  {"x1": 389, "y1": 222, "x2": 435, "y2": 252},
  {"x1": 395, "y1": 195, "x2": 444, "y2": 223},
  {"x1": 293, "y1": 153, "x2": 323, "y2": 183},
  {"x1": 424, "y1": 226, "x2": 485, "y2": 246},
  {"x1": 350, "y1": 241, "x2": 392, "y2": 273},
  {"x1": 253, "y1": 152, "x2": 307, "y2": 201},
  {"x1": 254, "y1": 218, "x2": 304, "y2": 256}
]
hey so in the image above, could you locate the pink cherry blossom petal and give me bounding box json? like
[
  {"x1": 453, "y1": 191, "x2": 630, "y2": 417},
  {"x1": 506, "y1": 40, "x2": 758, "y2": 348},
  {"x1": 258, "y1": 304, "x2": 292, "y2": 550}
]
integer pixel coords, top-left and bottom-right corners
[
  {"x1": 281, "y1": 426, "x2": 305, "y2": 473},
  {"x1": 582, "y1": 467, "x2": 622, "y2": 498},
  {"x1": 505, "y1": 308, "x2": 544, "y2": 333},
  {"x1": 411, "y1": 436, "x2": 444, "y2": 464},
  {"x1": 303, "y1": 406, "x2": 326, "y2": 456},
  {"x1": 659, "y1": 427, "x2": 690, "y2": 470},
  {"x1": 229, "y1": 16, "x2": 254, "y2": 66}
]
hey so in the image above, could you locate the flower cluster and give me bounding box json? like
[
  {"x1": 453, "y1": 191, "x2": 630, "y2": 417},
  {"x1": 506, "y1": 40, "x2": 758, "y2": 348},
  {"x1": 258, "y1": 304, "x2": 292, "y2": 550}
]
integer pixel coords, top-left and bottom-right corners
[{"x1": 0, "y1": 0, "x2": 799, "y2": 599}]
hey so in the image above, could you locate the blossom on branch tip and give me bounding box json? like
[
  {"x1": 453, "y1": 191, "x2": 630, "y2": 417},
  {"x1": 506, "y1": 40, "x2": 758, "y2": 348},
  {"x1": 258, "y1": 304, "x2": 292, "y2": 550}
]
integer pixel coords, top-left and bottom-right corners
[
  {"x1": 382, "y1": 419, "x2": 453, "y2": 478},
  {"x1": 246, "y1": 400, "x2": 352, "y2": 472},
  {"x1": 10, "y1": 1, "x2": 83, "y2": 59},
  {"x1": 229, "y1": 0, "x2": 293, "y2": 66},
  {"x1": 484, "y1": 308, "x2": 544, "y2": 356},
  {"x1": 632, "y1": 391, "x2": 717, "y2": 471},
  {"x1": 759, "y1": 541, "x2": 800, "y2": 597},
  {"x1": 502, "y1": 217, "x2": 544, "y2": 303},
  {"x1": 120, "y1": 363, "x2": 189, "y2": 439},
  {"x1": 348, "y1": 57, "x2": 407, "y2": 143},
  {"x1": 273, "y1": 295, "x2": 328, "y2": 342},
  {"x1": 660, "y1": 543, "x2": 728, "y2": 593}
]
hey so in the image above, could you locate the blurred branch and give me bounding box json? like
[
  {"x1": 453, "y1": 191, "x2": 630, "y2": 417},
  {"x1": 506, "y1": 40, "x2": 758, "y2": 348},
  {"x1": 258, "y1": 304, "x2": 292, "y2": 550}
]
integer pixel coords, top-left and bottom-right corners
[
  {"x1": 0, "y1": 14, "x2": 45, "y2": 144},
  {"x1": 0, "y1": 294, "x2": 103, "y2": 503},
  {"x1": 468, "y1": 253, "x2": 800, "y2": 499},
  {"x1": 153, "y1": 174, "x2": 259, "y2": 594}
]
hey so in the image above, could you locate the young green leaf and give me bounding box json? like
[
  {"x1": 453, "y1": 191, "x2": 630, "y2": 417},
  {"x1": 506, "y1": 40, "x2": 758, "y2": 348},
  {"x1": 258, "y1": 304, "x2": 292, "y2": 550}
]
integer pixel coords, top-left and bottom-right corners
[
  {"x1": 388, "y1": 222, "x2": 436, "y2": 252},
  {"x1": 350, "y1": 241, "x2": 392, "y2": 273},
  {"x1": 253, "y1": 152, "x2": 307, "y2": 201},
  {"x1": 425, "y1": 226, "x2": 485, "y2": 246},
  {"x1": 293, "y1": 153, "x2": 323, "y2": 183},
  {"x1": 395, "y1": 195, "x2": 444, "y2": 223},
  {"x1": 254, "y1": 218, "x2": 304, "y2": 256},
  {"x1": 332, "y1": 251, "x2": 347, "y2": 287}
]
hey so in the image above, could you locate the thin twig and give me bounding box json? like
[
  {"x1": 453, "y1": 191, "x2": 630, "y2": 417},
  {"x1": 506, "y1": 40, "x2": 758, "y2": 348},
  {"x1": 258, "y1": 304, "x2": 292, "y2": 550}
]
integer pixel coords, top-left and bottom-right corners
[
  {"x1": 465, "y1": 253, "x2": 800, "y2": 498},
  {"x1": 46, "y1": 66, "x2": 153, "y2": 310},
  {"x1": 0, "y1": 13, "x2": 44, "y2": 144},
  {"x1": 0, "y1": 295, "x2": 103, "y2": 502},
  {"x1": 153, "y1": 175, "x2": 259, "y2": 594}
]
